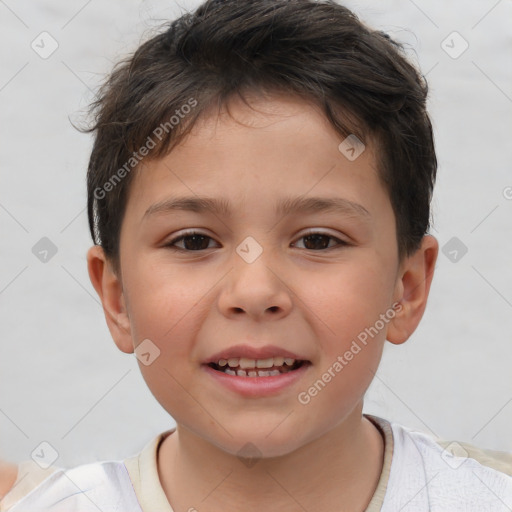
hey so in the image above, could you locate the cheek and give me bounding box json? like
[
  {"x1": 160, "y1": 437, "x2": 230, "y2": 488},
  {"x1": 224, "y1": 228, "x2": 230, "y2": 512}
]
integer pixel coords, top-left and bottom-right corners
[
  {"x1": 124, "y1": 262, "x2": 211, "y2": 366},
  {"x1": 124, "y1": 261, "x2": 203, "y2": 342},
  {"x1": 128, "y1": 282, "x2": 204, "y2": 418},
  {"x1": 297, "y1": 258, "x2": 394, "y2": 409},
  {"x1": 301, "y1": 257, "x2": 395, "y2": 342}
]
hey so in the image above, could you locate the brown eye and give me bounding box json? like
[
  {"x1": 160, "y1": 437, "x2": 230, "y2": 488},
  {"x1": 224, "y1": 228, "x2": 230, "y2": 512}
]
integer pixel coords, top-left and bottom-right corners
[
  {"x1": 293, "y1": 231, "x2": 347, "y2": 251},
  {"x1": 165, "y1": 231, "x2": 218, "y2": 251}
]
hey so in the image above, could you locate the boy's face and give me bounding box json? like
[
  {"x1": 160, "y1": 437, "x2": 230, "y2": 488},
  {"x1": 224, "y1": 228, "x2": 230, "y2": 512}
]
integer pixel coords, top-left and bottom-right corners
[{"x1": 89, "y1": 93, "x2": 437, "y2": 457}]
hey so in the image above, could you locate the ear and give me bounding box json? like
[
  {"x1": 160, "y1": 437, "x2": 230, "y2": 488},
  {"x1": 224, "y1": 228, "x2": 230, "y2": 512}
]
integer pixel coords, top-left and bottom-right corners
[
  {"x1": 87, "y1": 245, "x2": 134, "y2": 354},
  {"x1": 387, "y1": 235, "x2": 438, "y2": 345}
]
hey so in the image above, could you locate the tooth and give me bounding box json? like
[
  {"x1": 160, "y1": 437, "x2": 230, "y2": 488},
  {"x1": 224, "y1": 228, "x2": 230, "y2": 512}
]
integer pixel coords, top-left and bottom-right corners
[
  {"x1": 269, "y1": 369, "x2": 280, "y2": 376},
  {"x1": 239, "y1": 358, "x2": 256, "y2": 369},
  {"x1": 227, "y1": 358, "x2": 240, "y2": 367},
  {"x1": 248, "y1": 371, "x2": 258, "y2": 377},
  {"x1": 273, "y1": 357, "x2": 284, "y2": 366},
  {"x1": 256, "y1": 358, "x2": 274, "y2": 368},
  {"x1": 225, "y1": 368, "x2": 236, "y2": 376},
  {"x1": 218, "y1": 359, "x2": 228, "y2": 366},
  {"x1": 257, "y1": 370, "x2": 270, "y2": 377},
  {"x1": 284, "y1": 358, "x2": 295, "y2": 366},
  {"x1": 237, "y1": 369, "x2": 247, "y2": 377}
]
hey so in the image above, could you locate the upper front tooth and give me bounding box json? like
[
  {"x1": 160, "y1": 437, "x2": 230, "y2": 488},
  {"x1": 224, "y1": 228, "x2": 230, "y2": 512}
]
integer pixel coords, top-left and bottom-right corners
[
  {"x1": 256, "y1": 358, "x2": 274, "y2": 369},
  {"x1": 239, "y1": 358, "x2": 256, "y2": 369},
  {"x1": 221, "y1": 356, "x2": 296, "y2": 368}
]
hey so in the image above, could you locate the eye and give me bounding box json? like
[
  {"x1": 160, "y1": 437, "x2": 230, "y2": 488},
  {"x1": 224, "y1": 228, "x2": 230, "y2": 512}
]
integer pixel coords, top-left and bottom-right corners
[
  {"x1": 292, "y1": 230, "x2": 348, "y2": 251},
  {"x1": 164, "y1": 230, "x2": 218, "y2": 251},
  {"x1": 164, "y1": 230, "x2": 349, "y2": 252}
]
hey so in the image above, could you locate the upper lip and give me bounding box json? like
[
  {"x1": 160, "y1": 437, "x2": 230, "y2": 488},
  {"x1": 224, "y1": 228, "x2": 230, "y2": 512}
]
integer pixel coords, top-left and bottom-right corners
[{"x1": 203, "y1": 344, "x2": 309, "y2": 364}]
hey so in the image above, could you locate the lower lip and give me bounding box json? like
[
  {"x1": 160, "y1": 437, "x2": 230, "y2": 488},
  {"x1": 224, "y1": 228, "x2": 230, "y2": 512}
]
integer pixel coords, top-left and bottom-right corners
[{"x1": 202, "y1": 364, "x2": 310, "y2": 397}]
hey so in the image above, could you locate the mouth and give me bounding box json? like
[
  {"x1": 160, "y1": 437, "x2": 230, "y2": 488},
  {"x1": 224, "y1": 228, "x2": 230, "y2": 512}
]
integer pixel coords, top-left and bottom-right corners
[
  {"x1": 207, "y1": 357, "x2": 309, "y2": 377},
  {"x1": 202, "y1": 344, "x2": 312, "y2": 396}
]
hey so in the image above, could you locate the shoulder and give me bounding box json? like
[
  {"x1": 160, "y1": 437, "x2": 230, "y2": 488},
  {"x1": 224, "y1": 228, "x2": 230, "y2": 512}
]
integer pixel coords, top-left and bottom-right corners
[
  {"x1": 0, "y1": 459, "x2": 142, "y2": 512},
  {"x1": 435, "y1": 437, "x2": 512, "y2": 477},
  {"x1": 384, "y1": 421, "x2": 512, "y2": 511},
  {"x1": 0, "y1": 459, "x2": 61, "y2": 511},
  {"x1": 0, "y1": 461, "x2": 18, "y2": 499}
]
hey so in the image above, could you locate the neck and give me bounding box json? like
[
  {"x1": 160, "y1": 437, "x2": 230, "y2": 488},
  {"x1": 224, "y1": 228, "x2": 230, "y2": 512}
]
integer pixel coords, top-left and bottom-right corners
[{"x1": 157, "y1": 408, "x2": 384, "y2": 512}]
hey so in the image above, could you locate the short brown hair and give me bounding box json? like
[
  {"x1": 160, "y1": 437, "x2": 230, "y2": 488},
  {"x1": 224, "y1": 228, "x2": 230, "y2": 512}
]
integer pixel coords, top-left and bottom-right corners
[{"x1": 85, "y1": 0, "x2": 437, "y2": 276}]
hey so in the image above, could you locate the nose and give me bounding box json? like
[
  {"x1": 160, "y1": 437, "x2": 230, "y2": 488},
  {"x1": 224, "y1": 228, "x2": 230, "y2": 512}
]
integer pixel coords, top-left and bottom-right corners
[{"x1": 217, "y1": 245, "x2": 293, "y2": 321}]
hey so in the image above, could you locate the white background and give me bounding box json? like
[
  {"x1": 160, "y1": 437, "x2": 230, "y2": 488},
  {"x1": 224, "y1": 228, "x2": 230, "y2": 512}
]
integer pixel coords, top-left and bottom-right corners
[{"x1": 1, "y1": 0, "x2": 511, "y2": 467}]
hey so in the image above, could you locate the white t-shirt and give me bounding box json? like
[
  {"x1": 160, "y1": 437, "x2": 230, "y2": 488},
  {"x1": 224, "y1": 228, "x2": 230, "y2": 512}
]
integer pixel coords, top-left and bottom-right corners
[{"x1": 2, "y1": 414, "x2": 512, "y2": 511}]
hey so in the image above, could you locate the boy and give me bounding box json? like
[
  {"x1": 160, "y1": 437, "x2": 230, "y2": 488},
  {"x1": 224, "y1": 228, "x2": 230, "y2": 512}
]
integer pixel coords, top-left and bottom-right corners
[{"x1": 2, "y1": 0, "x2": 512, "y2": 510}]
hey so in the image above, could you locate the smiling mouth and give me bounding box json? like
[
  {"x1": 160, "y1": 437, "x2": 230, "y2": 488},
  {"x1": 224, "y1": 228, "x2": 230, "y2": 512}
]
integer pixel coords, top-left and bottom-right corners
[{"x1": 207, "y1": 357, "x2": 309, "y2": 377}]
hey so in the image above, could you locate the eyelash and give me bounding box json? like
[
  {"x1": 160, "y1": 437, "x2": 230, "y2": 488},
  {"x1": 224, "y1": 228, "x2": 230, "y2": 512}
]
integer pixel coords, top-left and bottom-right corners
[{"x1": 164, "y1": 230, "x2": 349, "y2": 252}]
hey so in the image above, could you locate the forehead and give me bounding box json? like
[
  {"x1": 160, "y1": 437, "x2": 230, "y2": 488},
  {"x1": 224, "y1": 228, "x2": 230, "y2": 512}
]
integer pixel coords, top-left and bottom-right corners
[{"x1": 124, "y1": 92, "x2": 387, "y2": 226}]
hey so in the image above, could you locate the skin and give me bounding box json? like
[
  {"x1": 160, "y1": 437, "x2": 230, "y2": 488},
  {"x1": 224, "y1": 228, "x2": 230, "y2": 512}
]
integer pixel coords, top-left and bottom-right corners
[
  {"x1": 0, "y1": 461, "x2": 18, "y2": 501},
  {"x1": 87, "y1": 92, "x2": 438, "y2": 512}
]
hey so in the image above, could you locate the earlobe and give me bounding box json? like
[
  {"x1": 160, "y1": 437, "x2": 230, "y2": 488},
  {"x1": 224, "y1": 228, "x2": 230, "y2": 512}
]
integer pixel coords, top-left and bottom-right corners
[
  {"x1": 386, "y1": 235, "x2": 439, "y2": 345},
  {"x1": 86, "y1": 245, "x2": 134, "y2": 354}
]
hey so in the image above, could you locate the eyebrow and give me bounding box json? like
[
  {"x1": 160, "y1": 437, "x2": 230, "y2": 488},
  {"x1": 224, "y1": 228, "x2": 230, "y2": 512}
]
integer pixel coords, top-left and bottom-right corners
[{"x1": 142, "y1": 195, "x2": 371, "y2": 221}]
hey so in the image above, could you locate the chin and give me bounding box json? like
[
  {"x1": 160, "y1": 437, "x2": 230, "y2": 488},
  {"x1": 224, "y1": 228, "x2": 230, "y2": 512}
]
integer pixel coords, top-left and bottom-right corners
[
  {"x1": 222, "y1": 437, "x2": 301, "y2": 461},
  {"x1": 206, "y1": 420, "x2": 315, "y2": 460}
]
